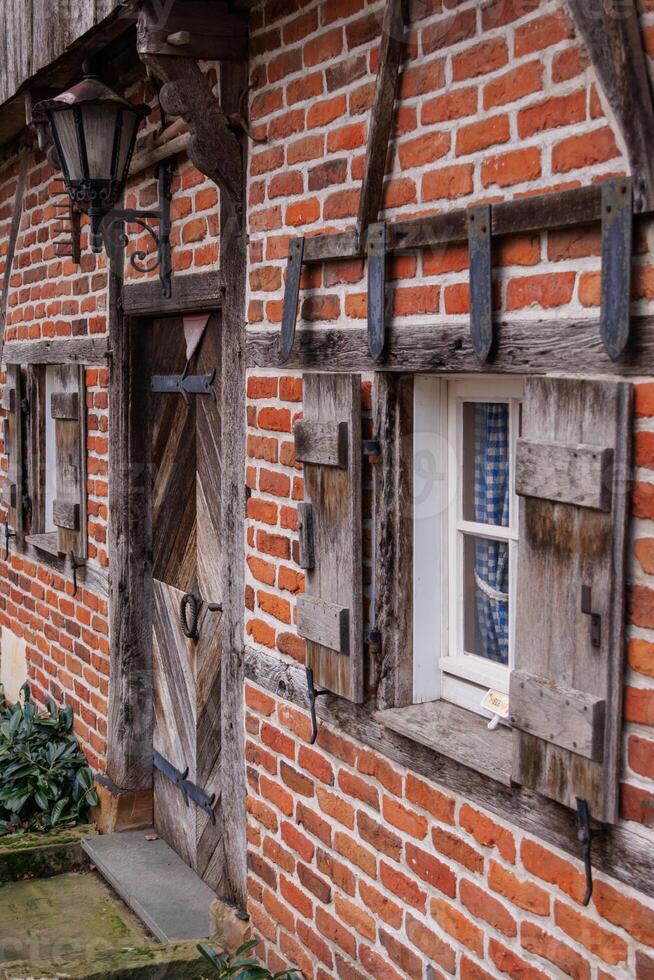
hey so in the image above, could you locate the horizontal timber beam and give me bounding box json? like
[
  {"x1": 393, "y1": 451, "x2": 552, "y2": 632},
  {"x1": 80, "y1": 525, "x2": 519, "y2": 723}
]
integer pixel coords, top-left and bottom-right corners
[
  {"x1": 302, "y1": 184, "x2": 615, "y2": 264},
  {"x1": 3, "y1": 336, "x2": 109, "y2": 365},
  {"x1": 247, "y1": 315, "x2": 654, "y2": 377},
  {"x1": 122, "y1": 271, "x2": 224, "y2": 318},
  {"x1": 244, "y1": 646, "x2": 654, "y2": 900}
]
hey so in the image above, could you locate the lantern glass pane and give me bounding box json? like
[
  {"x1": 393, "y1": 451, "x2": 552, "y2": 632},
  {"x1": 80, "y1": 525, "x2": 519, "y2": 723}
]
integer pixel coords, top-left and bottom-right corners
[
  {"x1": 51, "y1": 109, "x2": 83, "y2": 180},
  {"x1": 82, "y1": 104, "x2": 122, "y2": 180},
  {"x1": 116, "y1": 110, "x2": 139, "y2": 182}
]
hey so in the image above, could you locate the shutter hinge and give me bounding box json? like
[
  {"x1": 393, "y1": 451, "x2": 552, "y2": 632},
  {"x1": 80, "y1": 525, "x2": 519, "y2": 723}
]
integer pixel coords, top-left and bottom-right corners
[
  {"x1": 153, "y1": 750, "x2": 217, "y2": 824},
  {"x1": 576, "y1": 797, "x2": 605, "y2": 906},
  {"x1": 581, "y1": 585, "x2": 601, "y2": 648},
  {"x1": 305, "y1": 666, "x2": 328, "y2": 746}
]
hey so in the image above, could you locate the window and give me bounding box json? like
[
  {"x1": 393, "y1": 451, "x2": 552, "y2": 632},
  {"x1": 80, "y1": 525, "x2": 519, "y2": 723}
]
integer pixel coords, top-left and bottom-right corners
[{"x1": 413, "y1": 376, "x2": 523, "y2": 717}]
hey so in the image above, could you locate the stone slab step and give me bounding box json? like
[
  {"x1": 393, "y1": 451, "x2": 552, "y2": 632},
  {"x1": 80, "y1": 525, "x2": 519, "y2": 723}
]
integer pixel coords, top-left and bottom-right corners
[{"x1": 82, "y1": 829, "x2": 215, "y2": 943}]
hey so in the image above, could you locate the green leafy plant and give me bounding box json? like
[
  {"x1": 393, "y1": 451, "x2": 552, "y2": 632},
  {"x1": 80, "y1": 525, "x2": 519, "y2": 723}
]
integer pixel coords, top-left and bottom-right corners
[
  {"x1": 197, "y1": 940, "x2": 301, "y2": 980},
  {"x1": 0, "y1": 683, "x2": 98, "y2": 836}
]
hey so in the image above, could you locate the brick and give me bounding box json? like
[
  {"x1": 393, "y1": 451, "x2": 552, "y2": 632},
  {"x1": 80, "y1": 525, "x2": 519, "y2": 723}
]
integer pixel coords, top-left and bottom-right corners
[
  {"x1": 482, "y1": 147, "x2": 541, "y2": 188},
  {"x1": 629, "y1": 734, "x2": 654, "y2": 779},
  {"x1": 552, "y1": 45, "x2": 590, "y2": 83},
  {"x1": 400, "y1": 58, "x2": 446, "y2": 99},
  {"x1": 431, "y1": 896, "x2": 484, "y2": 957},
  {"x1": 519, "y1": 91, "x2": 586, "y2": 139},
  {"x1": 286, "y1": 198, "x2": 320, "y2": 227},
  {"x1": 459, "y1": 805, "x2": 516, "y2": 863},
  {"x1": 245, "y1": 684, "x2": 275, "y2": 716},
  {"x1": 247, "y1": 618, "x2": 276, "y2": 648},
  {"x1": 301, "y1": 294, "x2": 340, "y2": 321},
  {"x1": 287, "y1": 72, "x2": 324, "y2": 106},
  {"x1": 406, "y1": 773, "x2": 455, "y2": 824},
  {"x1": 259, "y1": 469, "x2": 291, "y2": 498},
  {"x1": 405, "y1": 842, "x2": 456, "y2": 897},
  {"x1": 521, "y1": 922, "x2": 590, "y2": 980},
  {"x1": 457, "y1": 114, "x2": 510, "y2": 156},
  {"x1": 548, "y1": 225, "x2": 601, "y2": 262},
  {"x1": 521, "y1": 839, "x2": 586, "y2": 903},
  {"x1": 304, "y1": 28, "x2": 343, "y2": 67},
  {"x1": 295, "y1": 862, "x2": 330, "y2": 905},
  {"x1": 460, "y1": 878, "x2": 516, "y2": 938},
  {"x1": 327, "y1": 122, "x2": 366, "y2": 152},
  {"x1": 334, "y1": 892, "x2": 376, "y2": 942},
  {"x1": 423, "y1": 8, "x2": 476, "y2": 54},
  {"x1": 346, "y1": 10, "x2": 382, "y2": 50},
  {"x1": 278, "y1": 566, "x2": 304, "y2": 594},
  {"x1": 307, "y1": 95, "x2": 346, "y2": 129},
  {"x1": 461, "y1": 956, "x2": 495, "y2": 980},
  {"x1": 263, "y1": 836, "x2": 295, "y2": 874},
  {"x1": 260, "y1": 722, "x2": 295, "y2": 761},
  {"x1": 379, "y1": 929, "x2": 422, "y2": 980},
  {"x1": 554, "y1": 901, "x2": 629, "y2": 966},
  {"x1": 552, "y1": 128, "x2": 620, "y2": 174},
  {"x1": 247, "y1": 796, "x2": 278, "y2": 833},
  {"x1": 338, "y1": 768, "x2": 379, "y2": 810},
  {"x1": 357, "y1": 810, "x2": 402, "y2": 861},
  {"x1": 432, "y1": 826, "x2": 484, "y2": 873},
  {"x1": 359, "y1": 880, "x2": 402, "y2": 929},
  {"x1": 247, "y1": 851, "x2": 276, "y2": 889},
  {"x1": 514, "y1": 10, "x2": 575, "y2": 57},
  {"x1": 262, "y1": 886, "x2": 294, "y2": 933},
  {"x1": 288, "y1": 135, "x2": 324, "y2": 164},
  {"x1": 268, "y1": 172, "x2": 303, "y2": 200},
  {"x1": 482, "y1": 0, "x2": 539, "y2": 30},
  {"x1": 631, "y1": 483, "x2": 654, "y2": 524},
  {"x1": 593, "y1": 879, "x2": 654, "y2": 946},
  {"x1": 316, "y1": 786, "x2": 354, "y2": 829},
  {"x1": 308, "y1": 159, "x2": 347, "y2": 191},
  {"x1": 488, "y1": 860, "x2": 549, "y2": 916},
  {"x1": 279, "y1": 931, "x2": 313, "y2": 979},
  {"x1": 423, "y1": 164, "x2": 473, "y2": 201},
  {"x1": 630, "y1": 581, "x2": 654, "y2": 626},
  {"x1": 299, "y1": 745, "x2": 335, "y2": 785},
  {"x1": 315, "y1": 906, "x2": 356, "y2": 958},
  {"x1": 489, "y1": 939, "x2": 549, "y2": 980},
  {"x1": 629, "y1": 638, "x2": 654, "y2": 679},
  {"x1": 507, "y1": 271, "x2": 575, "y2": 310},
  {"x1": 248, "y1": 434, "x2": 278, "y2": 463},
  {"x1": 484, "y1": 62, "x2": 543, "y2": 109},
  {"x1": 256, "y1": 591, "x2": 290, "y2": 624},
  {"x1": 380, "y1": 861, "x2": 426, "y2": 911},
  {"x1": 281, "y1": 820, "x2": 315, "y2": 862},
  {"x1": 422, "y1": 86, "x2": 476, "y2": 125},
  {"x1": 624, "y1": 683, "x2": 654, "y2": 724},
  {"x1": 256, "y1": 530, "x2": 290, "y2": 560},
  {"x1": 297, "y1": 801, "x2": 332, "y2": 846},
  {"x1": 247, "y1": 376, "x2": 278, "y2": 399},
  {"x1": 359, "y1": 945, "x2": 404, "y2": 980},
  {"x1": 259, "y1": 774, "x2": 294, "y2": 817},
  {"x1": 453, "y1": 38, "x2": 508, "y2": 82},
  {"x1": 383, "y1": 797, "x2": 427, "y2": 840},
  {"x1": 383, "y1": 177, "x2": 417, "y2": 210},
  {"x1": 356, "y1": 748, "x2": 402, "y2": 795},
  {"x1": 317, "y1": 847, "x2": 356, "y2": 896},
  {"x1": 280, "y1": 873, "x2": 312, "y2": 919},
  {"x1": 399, "y1": 131, "x2": 450, "y2": 170},
  {"x1": 637, "y1": 950, "x2": 654, "y2": 979},
  {"x1": 324, "y1": 189, "x2": 360, "y2": 220},
  {"x1": 317, "y1": 727, "x2": 358, "y2": 766},
  {"x1": 280, "y1": 761, "x2": 314, "y2": 797},
  {"x1": 636, "y1": 382, "x2": 654, "y2": 417}
]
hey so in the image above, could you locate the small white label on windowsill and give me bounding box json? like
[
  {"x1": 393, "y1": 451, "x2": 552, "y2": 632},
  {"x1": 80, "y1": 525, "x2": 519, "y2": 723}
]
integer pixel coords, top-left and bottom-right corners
[{"x1": 481, "y1": 689, "x2": 510, "y2": 730}]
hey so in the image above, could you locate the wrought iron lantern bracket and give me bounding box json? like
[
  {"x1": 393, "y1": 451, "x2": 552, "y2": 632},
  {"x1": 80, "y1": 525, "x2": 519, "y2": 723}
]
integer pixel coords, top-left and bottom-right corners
[{"x1": 101, "y1": 160, "x2": 173, "y2": 298}]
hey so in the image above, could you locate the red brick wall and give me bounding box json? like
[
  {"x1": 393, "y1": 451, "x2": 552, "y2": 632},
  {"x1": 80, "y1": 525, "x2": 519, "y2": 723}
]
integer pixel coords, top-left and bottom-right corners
[{"x1": 244, "y1": 0, "x2": 654, "y2": 975}]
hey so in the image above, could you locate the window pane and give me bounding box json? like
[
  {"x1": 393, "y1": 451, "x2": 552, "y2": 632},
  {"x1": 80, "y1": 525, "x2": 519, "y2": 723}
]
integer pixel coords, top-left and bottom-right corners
[
  {"x1": 463, "y1": 534, "x2": 509, "y2": 665},
  {"x1": 462, "y1": 401, "x2": 510, "y2": 527}
]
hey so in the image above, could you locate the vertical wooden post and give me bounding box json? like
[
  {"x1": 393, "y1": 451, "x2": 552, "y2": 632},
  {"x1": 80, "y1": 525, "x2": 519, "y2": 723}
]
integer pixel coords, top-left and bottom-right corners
[
  {"x1": 219, "y1": 60, "x2": 249, "y2": 909},
  {"x1": 107, "y1": 247, "x2": 154, "y2": 795}
]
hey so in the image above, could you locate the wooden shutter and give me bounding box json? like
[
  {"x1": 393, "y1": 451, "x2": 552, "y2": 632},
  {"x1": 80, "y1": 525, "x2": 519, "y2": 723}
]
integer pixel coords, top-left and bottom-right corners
[
  {"x1": 51, "y1": 365, "x2": 86, "y2": 559},
  {"x1": 511, "y1": 377, "x2": 632, "y2": 823},
  {"x1": 2, "y1": 364, "x2": 24, "y2": 535},
  {"x1": 294, "y1": 374, "x2": 363, "y2": 703}
]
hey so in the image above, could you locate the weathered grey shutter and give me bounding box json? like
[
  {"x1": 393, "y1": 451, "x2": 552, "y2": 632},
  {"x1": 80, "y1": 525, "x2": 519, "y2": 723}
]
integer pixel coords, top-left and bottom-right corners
[
  {"x1": 2, "y1": 364, "x2": 24, "y2": 536},
  {"x1": 51, "y1": 365, "x2": 86, "y2": 559},
  {"x1": 294, "y1": 374, "x2": 363, "y2": 703},
  {"x1": 511, "y1": 376, "x2": 632, "y2": 824}
]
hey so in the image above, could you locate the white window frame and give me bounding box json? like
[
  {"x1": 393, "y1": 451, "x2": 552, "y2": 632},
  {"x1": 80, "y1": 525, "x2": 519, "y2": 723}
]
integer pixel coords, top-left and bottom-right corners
[{"x1": 413, "y1": 375, "x2": 523, "y2": 717}]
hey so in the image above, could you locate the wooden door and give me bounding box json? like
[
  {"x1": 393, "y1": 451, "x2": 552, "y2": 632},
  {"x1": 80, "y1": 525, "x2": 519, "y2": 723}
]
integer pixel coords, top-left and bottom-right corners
[{"x1": 149, "y1": 314, "x2": 224, "y2": 889}]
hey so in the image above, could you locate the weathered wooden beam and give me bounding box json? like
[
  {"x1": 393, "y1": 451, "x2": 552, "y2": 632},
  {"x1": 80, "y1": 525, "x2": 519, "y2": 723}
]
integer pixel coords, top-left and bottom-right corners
[
  {"x1": 303, "y1": 185, "x2": 606, "y2": 264},
  {"x1": 247, "y1": 315, "x2": 654, "y2": 377},
  {"x1": 357, "y1": 0, "x2": 407, "y2": 231},
  {"x1": 107, "y1": 249, "x2": 154, "y2": 792},
  {"x1": 567, "y1": 0, "x2": 654, "y2": 212},
  {"x1": 3, "y1": 336, "x2": 109, "y2": 365},
  {"x1": 137, "y1": 46, "x2": 243, "y2": 215},
  {"x1": 219, "y1": 60, "x2": 248, "y2": 911},
  {"x1": 137, "y1": 0, "x2": 248, "y2": 61},
  {"x1": 122, "y1": 270, "x2": 224, "y2": 317},
  {"x1": 244, "y1": 645, "x2": 654, "y2": 900}
]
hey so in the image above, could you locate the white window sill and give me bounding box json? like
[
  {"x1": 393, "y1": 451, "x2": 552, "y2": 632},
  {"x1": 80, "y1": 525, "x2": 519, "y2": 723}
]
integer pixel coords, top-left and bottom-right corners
[{"x1": 376, "y1": 699, "x2": 513, "y2": 788}]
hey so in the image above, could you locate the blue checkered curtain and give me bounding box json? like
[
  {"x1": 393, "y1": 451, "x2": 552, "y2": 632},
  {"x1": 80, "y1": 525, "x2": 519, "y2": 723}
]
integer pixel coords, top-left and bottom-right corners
[{"x1": 473, "y1": 404, "x2": 509, "y2": 664}]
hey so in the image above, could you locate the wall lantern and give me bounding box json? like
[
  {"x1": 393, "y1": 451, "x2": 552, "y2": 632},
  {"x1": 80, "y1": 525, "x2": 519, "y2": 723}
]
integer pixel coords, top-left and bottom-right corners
[{"x1": 34, "y1": 65, "x2": 173, "y2": 297}]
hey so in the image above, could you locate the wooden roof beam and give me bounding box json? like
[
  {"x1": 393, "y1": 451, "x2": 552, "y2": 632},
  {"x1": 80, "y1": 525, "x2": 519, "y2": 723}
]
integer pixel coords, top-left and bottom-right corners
[
  {"x1": 566, "y1": 0, "x2": 654, "y2": 212},
  {"x1": 356, "y1": 0, "x2": 408, "y2": 236}
]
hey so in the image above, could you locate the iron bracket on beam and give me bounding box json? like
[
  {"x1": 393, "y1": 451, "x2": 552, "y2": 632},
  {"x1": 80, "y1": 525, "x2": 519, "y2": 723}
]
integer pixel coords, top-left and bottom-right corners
[
  {"x1": 154, "y1": 750, "x2": 217, "y2": 824},
  {"x1": 3, "y1": 522, "x2": 16, "y2": 561},
  {"x1": 280, "y1": 236, "x2": 305, "y2": 363},
  {"x1": 367, "y1": 221, "x2": 387, "y2": 361},
  {"x1": 600, "y1": 178, "x2": 633, "y2": 360},
  {"x1": 151, "y1": 367, "x2": 217, "y2": 405},
  {"x1": 576, "y1": 797, "x2": 605, "y2": 906},
  {"x1": 467, "y1": 204, "x2": 493, "y2": 361},
  {"x1": 305, "y1": 666, "x2": 329, "y2": 745}
]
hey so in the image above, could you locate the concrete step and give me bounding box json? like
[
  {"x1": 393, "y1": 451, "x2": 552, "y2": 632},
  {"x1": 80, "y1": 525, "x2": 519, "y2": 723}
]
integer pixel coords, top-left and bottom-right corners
[{"x1": 82, "y1": 829, "x2": 215, "y2": 943}]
